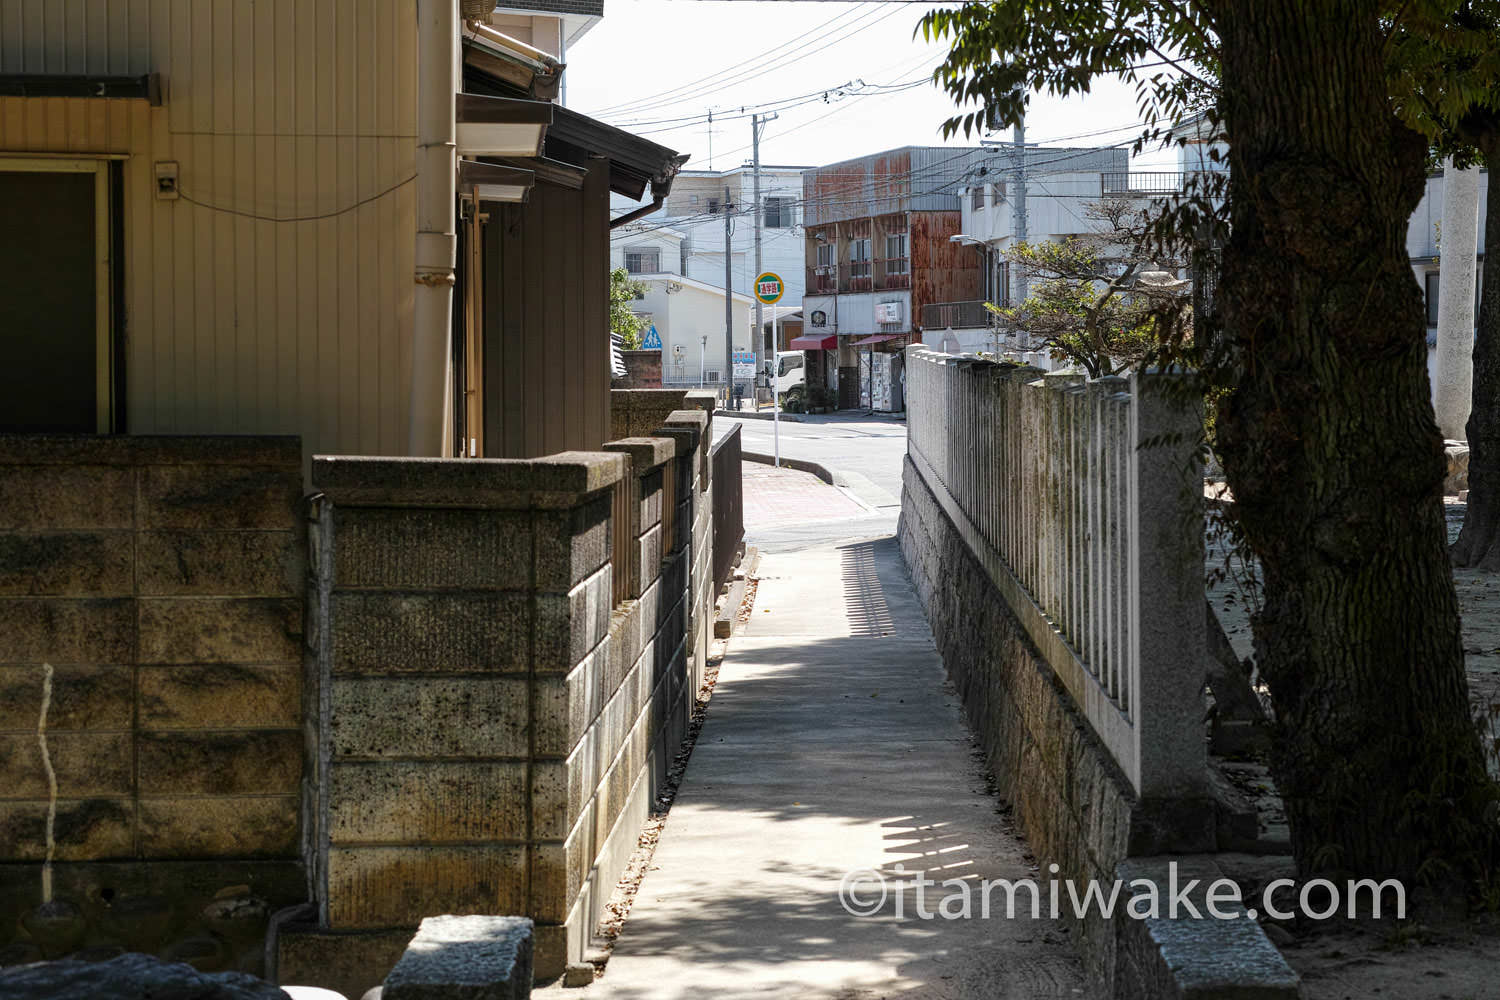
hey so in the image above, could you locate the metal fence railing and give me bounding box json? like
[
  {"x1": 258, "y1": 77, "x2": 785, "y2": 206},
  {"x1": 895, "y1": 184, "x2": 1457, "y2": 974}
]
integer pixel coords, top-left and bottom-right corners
[
  {"x1": 710, "y1": 423, "x2": 744, "y2": 593},
  {"x1": 904, "y1": 344, "x2": 1206, "y2": 799},
  {"x1": 1100, "y1": 171, "x2": 1186, "y2": 196},
  {"x1": 920, "y1": 300, "x2": 992, "y2": 330}
]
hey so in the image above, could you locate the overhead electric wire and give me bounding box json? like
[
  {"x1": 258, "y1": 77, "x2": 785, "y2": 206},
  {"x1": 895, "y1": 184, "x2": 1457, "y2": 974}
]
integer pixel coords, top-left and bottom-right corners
[
  {"x1": 589, "y1": 2, "x2": 871, "y2": 116},
  {"x1": 592, "y1": 3, "x2": 903, "y2": 120},
  {"x1": 610, "y1": 136, "x2": 1159, "y2": 243}
]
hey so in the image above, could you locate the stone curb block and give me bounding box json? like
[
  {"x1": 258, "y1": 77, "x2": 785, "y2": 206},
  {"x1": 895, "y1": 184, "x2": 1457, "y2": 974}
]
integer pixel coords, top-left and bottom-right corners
[
  {"x1": 740, "y1": 451, "x2": 835, "y2": 485},
  {"x1": 1115, "y1": 857, "x2": 1301, "y2": 1000}
]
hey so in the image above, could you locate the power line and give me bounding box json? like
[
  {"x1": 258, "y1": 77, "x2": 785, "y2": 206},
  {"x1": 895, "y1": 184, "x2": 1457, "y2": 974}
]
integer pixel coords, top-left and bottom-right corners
[
  {"x1": 609, "y1": 139, "x2": 1149, "y2": 243},
  {"x1": 622, "y1": 77, "x2": 922, "y2": 136},
  {"x1": 590, "y1": 2, "x2": 870, "y2": 116},
  {"x1": 593, "y1": 3, "x2": 904, "y2": 119}
]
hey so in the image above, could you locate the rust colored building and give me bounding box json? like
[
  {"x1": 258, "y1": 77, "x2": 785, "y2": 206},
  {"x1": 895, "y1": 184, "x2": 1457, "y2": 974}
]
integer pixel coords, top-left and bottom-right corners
[{"x1": 797, "y1": 147, "x2": 987, "y2": 410}]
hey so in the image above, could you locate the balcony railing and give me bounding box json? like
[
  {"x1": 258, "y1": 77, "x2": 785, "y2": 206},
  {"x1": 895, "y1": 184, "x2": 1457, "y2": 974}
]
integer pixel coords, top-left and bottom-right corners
[
  {"x1": 920, "y1": 300, "x2": 992, "y2": 330},
  {"x1": 805, "y1": 259, "x2": 912, "y2": 295},
  {"x1": 1101, "y1": 171, "x2": 1186, "y2": 196}
]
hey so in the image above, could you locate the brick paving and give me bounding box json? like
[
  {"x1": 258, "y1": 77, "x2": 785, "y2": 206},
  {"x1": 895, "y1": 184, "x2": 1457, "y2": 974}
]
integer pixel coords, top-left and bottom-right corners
[{"x1": 740, "y1": 460, "x2": 867, "y2": 527}]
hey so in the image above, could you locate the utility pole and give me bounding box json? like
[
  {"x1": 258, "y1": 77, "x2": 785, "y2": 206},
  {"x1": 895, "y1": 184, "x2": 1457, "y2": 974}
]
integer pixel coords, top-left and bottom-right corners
[
  {"x1": 724, "y1": 185, "x2": 734, "y2": 405},
  {"x1": 751, "y1": 112, "x2": 777, "y2": 390},
  {"x1": 1012, "y1": 117, "x2": 1028, "y2": 310}
]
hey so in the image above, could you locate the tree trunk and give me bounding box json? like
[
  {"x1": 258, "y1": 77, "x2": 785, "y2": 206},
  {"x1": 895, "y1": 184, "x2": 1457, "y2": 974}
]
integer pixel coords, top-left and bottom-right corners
[
  {"x1": 1451, "y1": 136, "x2": 1500, "y2": 569},
  {"x1": 1208, "y1": 0, "x2": 1496, "y2": 884}
]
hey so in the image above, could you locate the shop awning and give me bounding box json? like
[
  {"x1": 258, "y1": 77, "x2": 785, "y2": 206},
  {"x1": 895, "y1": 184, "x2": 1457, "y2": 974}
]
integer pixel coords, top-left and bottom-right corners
[
  {"x1": 788, "y1": 334, "x2": 836, "y2": 350},
  {"x1": 849, "y1": 334, "x2": 906, "y2": 347}
]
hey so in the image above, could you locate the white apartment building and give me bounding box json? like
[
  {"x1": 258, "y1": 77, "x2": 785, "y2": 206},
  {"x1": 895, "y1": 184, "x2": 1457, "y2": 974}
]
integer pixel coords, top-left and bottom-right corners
[
  {"x1": 609, "y1": 164, "x2": 808, "y2": 369},
  {"x1": 609, "y1": 221, "x2": 754, "y2": 386},
  {"x1": 925, "y1": 145, "x2": 1130, "y2": 360}
]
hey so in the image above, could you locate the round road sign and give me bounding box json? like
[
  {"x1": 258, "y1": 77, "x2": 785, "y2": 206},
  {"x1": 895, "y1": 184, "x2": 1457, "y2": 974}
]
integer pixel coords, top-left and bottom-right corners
[{"x1": 754, "y1": 272, "x2": 785, "y2": 305}]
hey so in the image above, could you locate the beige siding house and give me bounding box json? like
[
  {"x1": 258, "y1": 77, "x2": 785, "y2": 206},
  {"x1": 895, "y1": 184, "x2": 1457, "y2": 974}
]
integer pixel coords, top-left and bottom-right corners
[
  {"x1": 1, "y1": 1, "x2": 418, "y2": 457},
  {"x1": 0, "y1": 4, "x2": 741, "y2": 994}
]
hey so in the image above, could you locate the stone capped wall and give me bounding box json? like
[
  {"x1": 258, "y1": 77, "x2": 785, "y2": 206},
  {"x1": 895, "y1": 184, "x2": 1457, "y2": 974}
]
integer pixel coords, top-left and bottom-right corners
[
  {"x1": 0, "y1": 435, "x2": 308, "y2": 972},
  {"x1": 609, "y1": 389, "x2": 714, "y2": 441},
  {"x1": 289, "y1": 419, "x2": 720, "y2": 994}
]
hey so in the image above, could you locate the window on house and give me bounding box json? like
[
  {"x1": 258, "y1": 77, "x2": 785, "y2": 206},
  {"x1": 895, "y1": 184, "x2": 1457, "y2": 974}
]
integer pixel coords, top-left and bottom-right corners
[
  {"x1": 850, "y1": 237, "x2": 871, "y2": 278},
  {"x1": 680, "y1": 241, "x2": 690, "y2": 275},
  {"x1": 816, "y1": 242, "x2": 834, "y2": 268},
  {"x1": 625, "y1": 248, "x2": 661, "y2": 274},
  {"x1": 971, "y1": 184, "x2": 986, "y2": 210},
  {"x1": 1426, "y1": 272, "x2": 1440, "y2": 327},
  {"x1": 764, "y1": 196, "x2": 794, "y2": 228},
  {"x1": 885, "y1": 233, "x2": 908, "y2": 275},
  {"x1": 708, "y1": 198, "x2": 720, "y2": 214}
]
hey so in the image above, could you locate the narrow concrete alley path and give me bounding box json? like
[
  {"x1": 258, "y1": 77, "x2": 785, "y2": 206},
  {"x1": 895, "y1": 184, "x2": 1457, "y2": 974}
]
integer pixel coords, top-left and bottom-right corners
[{"x1": 562, "y1": 485, "x2": 1090, "y2": 997}]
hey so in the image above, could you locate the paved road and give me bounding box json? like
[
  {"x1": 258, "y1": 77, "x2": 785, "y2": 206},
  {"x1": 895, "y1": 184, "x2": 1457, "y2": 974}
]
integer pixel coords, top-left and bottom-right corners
[
  {"x1": 542, "y1": 413, "x2": 1091, "y2": 998},
  {"x1": 715, "y1": 413, "x2": 909, "y2": 552},
  {"x1": 562, "y1": 538, "x2": 1089, "y2": 999}
]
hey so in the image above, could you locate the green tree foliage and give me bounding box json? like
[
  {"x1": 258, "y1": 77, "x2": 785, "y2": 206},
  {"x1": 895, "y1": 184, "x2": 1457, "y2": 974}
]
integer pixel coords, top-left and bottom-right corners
[
  {"x1": 993, "y1": 199, "x2": 1192, "y2": 377},
  {"x1": 610, "y1": 267, "x2": 648, "y2": 349},
  {"x1": 922, "y1": 0, "x2": 1500, "y2": 891}
]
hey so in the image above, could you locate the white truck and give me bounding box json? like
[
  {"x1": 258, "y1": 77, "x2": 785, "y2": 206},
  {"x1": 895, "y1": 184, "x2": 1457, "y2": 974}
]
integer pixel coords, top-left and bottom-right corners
[{"x1": 772, "y1": 350, "x2": 806, "y2": 405}]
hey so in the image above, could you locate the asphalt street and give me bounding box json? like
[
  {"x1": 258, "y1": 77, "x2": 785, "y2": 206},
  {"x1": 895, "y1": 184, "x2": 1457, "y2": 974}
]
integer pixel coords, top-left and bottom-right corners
[{"x1": 714, "y1": 412, "x2": 909, "y2": 551}]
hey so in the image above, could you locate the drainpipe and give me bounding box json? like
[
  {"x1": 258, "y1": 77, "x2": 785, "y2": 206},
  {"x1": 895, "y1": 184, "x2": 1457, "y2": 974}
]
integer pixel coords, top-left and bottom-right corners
[
  {"x1": 611, "y1": 195, "x2": 665, "y2": 230},
  {"x1": 409, "y1": 0, "x2": 459, "y2": 457}
]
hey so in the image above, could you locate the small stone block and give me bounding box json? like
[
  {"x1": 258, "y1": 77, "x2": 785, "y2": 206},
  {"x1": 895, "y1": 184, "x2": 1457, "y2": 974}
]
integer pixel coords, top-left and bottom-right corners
[
  {"x1": 562, "y1": 963, "x2": 593, "y2": 988},
  {"x1": 383, "y1": 914, "x2": 533, "y2": 1000}
]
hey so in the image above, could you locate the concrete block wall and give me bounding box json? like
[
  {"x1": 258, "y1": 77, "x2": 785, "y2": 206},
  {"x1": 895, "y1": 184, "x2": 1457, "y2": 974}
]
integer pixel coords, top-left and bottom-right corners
[
  {"x1": 0, "y1": 435, "x2": 308, "y2": 972},
  {"x1": 564, "y1": 434, "x2": 692, "y2": 973},
  {"x1": 297, "y1": 429, "x2": 722, "y2": 992},
  {"x1": 663, "y1": 410, "x2": 715, "y2": 697},
  {"x1": 608, "y1": 388, "x2": 715, "y2": 442},
  {"x1": 301, "y1": 454, "x2": 625, "y2": 989}
]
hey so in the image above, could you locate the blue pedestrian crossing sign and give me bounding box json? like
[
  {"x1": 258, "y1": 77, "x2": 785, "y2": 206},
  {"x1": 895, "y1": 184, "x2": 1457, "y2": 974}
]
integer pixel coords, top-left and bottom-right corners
[{"x1": 641, "y1": 324, "x2": 662, "y2": 350}]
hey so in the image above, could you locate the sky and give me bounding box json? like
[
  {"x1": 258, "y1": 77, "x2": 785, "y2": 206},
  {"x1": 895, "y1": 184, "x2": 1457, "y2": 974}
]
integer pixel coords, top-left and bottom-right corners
[{"x1": 564, "y1": 0, "x2": 1182, "y2": 175}]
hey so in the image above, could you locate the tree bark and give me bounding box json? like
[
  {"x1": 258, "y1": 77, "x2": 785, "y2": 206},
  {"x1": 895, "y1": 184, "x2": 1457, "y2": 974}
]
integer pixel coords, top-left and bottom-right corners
[
  {"x1": 1208, "y1": 0, "x2": 1496, "y2": 883},
  {"x1": 1451, "y1": 136, "x2": 1500, "y2": 569}
]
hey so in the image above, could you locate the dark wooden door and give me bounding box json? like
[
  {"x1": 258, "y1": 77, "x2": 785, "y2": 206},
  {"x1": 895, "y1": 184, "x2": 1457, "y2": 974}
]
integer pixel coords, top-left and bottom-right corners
[
  {"x1": 0, "y1": 169, "x2": 100, "y2": 432},
  {"x1": 838, "y1": 366, "x2": 859, "y2": 409}
]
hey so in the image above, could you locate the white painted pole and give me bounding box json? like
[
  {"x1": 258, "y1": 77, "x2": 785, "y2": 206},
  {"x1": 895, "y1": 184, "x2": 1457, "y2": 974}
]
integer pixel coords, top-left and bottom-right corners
[
  {"x1": 773, "y1": 313, "x2": 781, "y2": 467},
  {"x1": 1436, "y1": 158, "x2": 1482, "y2": 440},
  {"x1": 408, "y1": 0, "x2": 459, "y2": 456}
]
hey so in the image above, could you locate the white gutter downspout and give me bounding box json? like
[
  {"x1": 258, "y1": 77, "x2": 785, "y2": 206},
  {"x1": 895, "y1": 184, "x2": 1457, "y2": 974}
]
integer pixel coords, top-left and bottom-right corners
[{"x1": 409, "y1": 0, "x2": 459, "y2": 456}]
